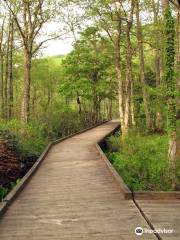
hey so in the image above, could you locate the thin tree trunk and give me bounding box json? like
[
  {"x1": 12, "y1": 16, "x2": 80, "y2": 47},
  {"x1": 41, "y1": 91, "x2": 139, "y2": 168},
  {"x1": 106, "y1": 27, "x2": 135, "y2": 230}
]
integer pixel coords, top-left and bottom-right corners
[
  {"x1": 114, "y1": 21, "x2": 125, "y2": 136},
  {"x1": 130, "y1": 80, "x2": 136, "y2": 126},
  {"x1": 76, "y1": 92, "x2": 82, "y2": 114},
  {"x1": 4, "y1": 21, "x2": 11, "y2": 119},
  {"x1": 161, "y1": 0, "x2": 169, "y2": 13},
  {"x1": 108, "y1": 99, "x2": 112, "y2": 120},
  {"x1": 135, "y1": 0, "x2": 151, "y2": 130},
  {"x1": 0, "y1": 19, "x2": 5, "y2": 117},
  {"x1": 124, "y1": 25, "x2": 132, "y2": 134},
  {"x1": 124, "y1": 2, "x2": 135, "y2": 132},
  {"x1": 31, "y1": 86, "x2": 36, "y2": 116},
  {"x1": 152, "y1": 0, "x2": 163, "y2": 130},
  {"x1": 21, "y1": 50, "x2": 32, "y2": 123},
  {"x1": 8, "y1": 17, "x2": 14, "y2": 119}
]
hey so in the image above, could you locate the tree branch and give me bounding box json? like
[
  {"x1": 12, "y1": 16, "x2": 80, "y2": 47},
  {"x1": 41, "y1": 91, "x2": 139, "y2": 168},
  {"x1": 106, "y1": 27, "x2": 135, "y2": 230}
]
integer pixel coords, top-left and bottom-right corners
[
  {"x1": 3, "y1": 0, "x2": 26, "y2": 46},
  {"x1": 32, "y1": 33, "x2": 67, "y2": 55}
]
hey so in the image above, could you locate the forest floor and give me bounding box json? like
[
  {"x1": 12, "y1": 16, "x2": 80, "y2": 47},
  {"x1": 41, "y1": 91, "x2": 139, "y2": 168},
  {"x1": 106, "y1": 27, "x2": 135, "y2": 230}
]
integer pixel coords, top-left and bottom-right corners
[{"x1": 0, "y1": 139, "x2": 27, "y2": 187}]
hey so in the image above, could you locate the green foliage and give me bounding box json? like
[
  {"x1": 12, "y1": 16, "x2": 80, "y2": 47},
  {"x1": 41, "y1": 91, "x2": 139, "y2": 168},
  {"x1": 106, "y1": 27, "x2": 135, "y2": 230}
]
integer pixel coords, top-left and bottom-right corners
[
  {"x1": 0, "y1": 179, "x2": 21, "y2": 201},
  {"x1": 106, "y1": 132, "x2": 121, "y2": 152},
  {"x1": 106, "y1": 132, "x2": 174, "y2": 191},
  {"x1": 44, "y1": 109, "x2": 96, "y2": 139},
  {"x1": 0, "y1": 119, "x2": 48, "y2": 159},
  {"x1": 59, "y1": 27, "x2": 117, "y2": 123},
  {"x1": 0, "y1": 186, "x2": 8, "y2": 201},
  {"x1": 9, "y1": 179, "x2": 21, "y2": 190}
]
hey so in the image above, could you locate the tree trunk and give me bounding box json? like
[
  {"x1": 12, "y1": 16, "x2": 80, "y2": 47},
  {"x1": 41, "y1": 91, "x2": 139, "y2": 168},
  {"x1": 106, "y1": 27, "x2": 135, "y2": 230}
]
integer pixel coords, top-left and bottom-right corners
[
  {"x1": 176, "y1": 11, "x2": 180, "y2": 118},
  {"x1": 108, "y1": 99, "x2": 112, "y2": 120},
  {"x1": 124, "y1": 2, "x2": 135, "y2": 132},
  {"x1": 162, "y1": 0, "x2": 169, "y2": 13},
  {"x1": 8, "y1": 18, "x2": 14, "y2": 119},
  {"x1": 76, "y1": 92, "x2": 82, "y2": 114},
  {"x1": 0, "y1": 51, "x2": 4, "y2": 117},
  {"x1": 135, "y1": 0, "x2": 151, "y2": 131},
  {"x1": 31, "y1": 86, "x2": 36, "y2": 116},
  {"x1": 4, "y1": 22, "x2": 10, "y2": 119},
  {"x1": 0, "y1": 19, "x2": 5, "y2": 118},
  {"x1": 130, "y1": 80, "x2": 136, "y2": 126},
  {"x1": 163, "y1": 0, "x2": 177, "y2": 189},
  {"x1": 124, "y1": 22, "x2": 133, "y2": 134},
  {"x1": 21, "y1": 50, "x2": 32, "y2": 123},
  {"x1": 152, "y1": 0, "x2": 163, "y2": 130},
  {"x1": 114, "y1": 21, "x2": 125, "y2": 136}
]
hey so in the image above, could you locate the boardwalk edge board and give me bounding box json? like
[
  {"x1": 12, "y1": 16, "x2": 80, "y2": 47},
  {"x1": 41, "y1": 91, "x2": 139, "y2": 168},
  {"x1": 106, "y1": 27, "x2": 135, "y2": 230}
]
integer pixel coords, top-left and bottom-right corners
[
  {"x1": 0, "y1": 121, "x2": 108, "y2": 218},
  {"x1": 96, "y1": 124, "x2": 133, "y2": 200},
  {"x1": 96, "y1": 128, "x2": 180, "y2": 201}
]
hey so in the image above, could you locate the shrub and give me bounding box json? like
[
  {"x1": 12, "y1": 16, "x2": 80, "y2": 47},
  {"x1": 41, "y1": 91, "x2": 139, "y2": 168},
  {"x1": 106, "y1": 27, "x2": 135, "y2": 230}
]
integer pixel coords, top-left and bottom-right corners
[
  {"x1": 107, "y1": 132, "x2": 174, "y2": 191},
  {"x1": 0, "y1": 186, "x2": 8, "y2": 201},
  {"x1": 0, "y1": 119, "x2": 48, "y2": 159},
  {"x1": 106, "y1": 132, "x2": 121, "y2": 153}
]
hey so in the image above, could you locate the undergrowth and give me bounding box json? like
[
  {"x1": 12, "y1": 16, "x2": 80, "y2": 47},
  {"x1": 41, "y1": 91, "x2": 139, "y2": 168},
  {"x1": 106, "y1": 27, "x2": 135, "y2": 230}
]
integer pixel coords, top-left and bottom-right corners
[
  {"x1": 0, "y1": 119, "x2": 48, "y2": 159},
  {"x1": 106, "y1": 131, "x2": 180, "y2": 191}
]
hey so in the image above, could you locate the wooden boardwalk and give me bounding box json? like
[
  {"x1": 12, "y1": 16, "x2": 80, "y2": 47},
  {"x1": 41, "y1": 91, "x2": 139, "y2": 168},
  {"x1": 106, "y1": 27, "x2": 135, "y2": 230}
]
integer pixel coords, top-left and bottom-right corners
[
  {"x1": 136, "y1": 199, "x2": 180, "y2": 240},
  {"x1": 0, "y1": 121, "x2": 167, "y2": 240}
]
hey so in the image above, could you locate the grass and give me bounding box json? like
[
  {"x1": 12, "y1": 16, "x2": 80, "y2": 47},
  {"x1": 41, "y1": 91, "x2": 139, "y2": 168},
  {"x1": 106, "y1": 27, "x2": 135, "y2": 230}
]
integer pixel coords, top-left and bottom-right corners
[{"x1": 106, "y1": 131, "x2": 180, "y2": 191}]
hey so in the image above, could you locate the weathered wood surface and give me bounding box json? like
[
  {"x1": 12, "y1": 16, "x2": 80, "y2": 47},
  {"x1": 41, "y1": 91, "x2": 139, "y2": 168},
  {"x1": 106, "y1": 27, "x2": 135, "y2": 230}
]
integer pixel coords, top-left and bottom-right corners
[
  {"x1": 136, "y1": 200, "x2": 180, "y2": 239},
  {"x1": 0, "y1": 121, "x2": 156, "y2": 240}
]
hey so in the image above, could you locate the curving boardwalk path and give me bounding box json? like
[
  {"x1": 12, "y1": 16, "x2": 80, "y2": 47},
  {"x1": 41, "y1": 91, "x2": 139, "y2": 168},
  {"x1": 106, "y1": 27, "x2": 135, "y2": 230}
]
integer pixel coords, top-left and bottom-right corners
[{"x1": 0, "y1": 121, "x2": 157, "y2": 240}]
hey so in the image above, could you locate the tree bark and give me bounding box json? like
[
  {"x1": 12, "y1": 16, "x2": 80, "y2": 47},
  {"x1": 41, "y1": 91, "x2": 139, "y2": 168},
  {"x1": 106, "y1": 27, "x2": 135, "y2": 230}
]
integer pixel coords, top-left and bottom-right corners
[
  {"x1": 162, "y1": 0, "x2": 169, "y2": 12},
  {"x1": 152, "y1": 0, "x2": 163, "y2": 130},
  {"x1": 124, "y1": 26, "x2": 132, "y2": 133},
  {"x1": 176, "y1": 11, "x2": 180, "y2": 118},
  {"x1": 114, "y1": 19, "x2": 126, "y2": 135},
  {"x1": 0, "y1": 19, "x2": 5, "y2": 118},
  {"x1": 108, "y1": 99, "x2": 112, "y2": 120},
  {"x1": 8, "y1": 17, "x2": 14, "y2": 119},
  {"x1": 162, "y1": 0, "x2": 177, "y2": 189},
  {"x1": 21, "y1": 50, "x2": 32, "y2": 123},
  {"x1": 4, "y1": 21, "x2": 11, "y2": 119},
  {"x1": 130, "y1": 80, "x2": 136, "y2": 126},
  {"x1": 76, "y1": 92, "x2": 82, "y2": 114},
  {"x1": 124, "y1": 2, "x2": 135, "y2": 132},
  {"x1": 135, "y1": 0, "x2": 151, "y2": 131}
]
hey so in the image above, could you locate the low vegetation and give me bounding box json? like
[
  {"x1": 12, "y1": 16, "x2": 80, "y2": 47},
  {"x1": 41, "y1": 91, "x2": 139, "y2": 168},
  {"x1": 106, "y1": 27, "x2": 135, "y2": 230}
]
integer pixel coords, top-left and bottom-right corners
[{"x1": 106, "y1": 129, "x2": 180, "y2": 191}]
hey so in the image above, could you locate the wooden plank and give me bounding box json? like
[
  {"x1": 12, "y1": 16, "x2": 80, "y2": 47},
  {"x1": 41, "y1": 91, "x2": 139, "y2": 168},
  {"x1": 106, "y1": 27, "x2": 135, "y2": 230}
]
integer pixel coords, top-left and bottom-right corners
[
  {"x1": 134, "y1": 191, "x2": 180, "y2": 200},
  {"x1": 136, "y1": 200, "x2": 180, "y2": 240},
  {"x1": 96, "y1": 144, "x2": 132, "y2": 200}
]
